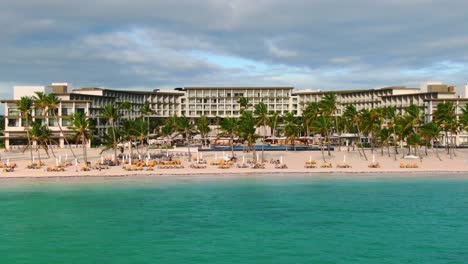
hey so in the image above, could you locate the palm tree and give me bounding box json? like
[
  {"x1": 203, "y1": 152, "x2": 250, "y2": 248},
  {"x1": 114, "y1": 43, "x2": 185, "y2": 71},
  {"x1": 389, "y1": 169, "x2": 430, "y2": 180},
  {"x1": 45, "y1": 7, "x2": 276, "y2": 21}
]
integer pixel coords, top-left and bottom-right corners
[
  {"x1": 238, "y1": 96, "x2": 252, "y2": 113},
  {"x1": 132, "y1": 118, "x2": 149, "y2": 155},
  {"x1": 421, "y1": 122, "x2": 442, "y2": 161},
  {"x1": 383, "y1": 106, "x2": 398, "y2": 160},
  {"x1": 16, "y1": 96, "x2": 34, "y2": 164},
  {"x1": 33, "y1": 91, "x2": 56, "y2": 157},
  {"x1": 313, "y1": 115, "x2": 331, "y2": 162},
  {"x1": 26, "y1": 121, "x2": 53, "y2": 164},
  {"x1": 319, "y1": 92, "x2": 339, "y2": 150},
  {"x1": 282, "y1": 112, "x2": 299, "y2": 151},
  {"x1": 69, "y1": 112, "x2": 94, "y2": 164},
  {"x1": 139, "y1": 101, "x2": 154, "y2": 142},
  {"x1": 33, "y1": 92, "x2": 48, "y2": 117},
  {"x1": 46, "y1": 93, "x2": 78, "y2": 158},
  {"x1": 100, "y1": 104, "x2": 120, "y2": 161},
  {"x1": 238, "y1": 111, "x2": 258, "y2": 162},
  {"x1": 100, "y1": 127, "x2": 123, "y2": 156},
  {"x1": 460, "y1": 104, "x2": 468, "y2": 132},
  {"x1": 219, "y1": 117, "x2": 238, "y2": 157},
  {"x1": 254, "y1": 102, "x2": 269, "y2": 161},
  {"x1": 197, "y1": 116, "x2": 211, "y2": 147},
  {"x1": 433, "y1": 102, "x2": 457, "y2": 158},
  {"x1": 303, "y1": 101, "x2": 320, "y2": 137},
  {"x1": 268, "y1": 111, "x2": 280, "y2": 139},
  {"x1": 177, "y1": 116, "x2": 195, "y2": 158}
]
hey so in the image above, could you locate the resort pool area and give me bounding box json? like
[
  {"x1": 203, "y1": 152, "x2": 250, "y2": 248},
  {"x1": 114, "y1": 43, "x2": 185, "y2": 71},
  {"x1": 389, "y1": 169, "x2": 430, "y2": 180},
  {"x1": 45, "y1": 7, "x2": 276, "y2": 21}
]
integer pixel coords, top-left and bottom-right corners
[{"x1": 1, "y1": 174, "x2": 467, "y2": 264}]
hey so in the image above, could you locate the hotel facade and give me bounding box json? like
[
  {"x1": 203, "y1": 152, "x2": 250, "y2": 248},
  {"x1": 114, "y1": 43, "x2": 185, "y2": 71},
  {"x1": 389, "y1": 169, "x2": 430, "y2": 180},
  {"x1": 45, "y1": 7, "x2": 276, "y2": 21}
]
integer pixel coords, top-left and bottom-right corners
[{"x1": 2, "y1": 82, "x2": 468, "y2": 150}]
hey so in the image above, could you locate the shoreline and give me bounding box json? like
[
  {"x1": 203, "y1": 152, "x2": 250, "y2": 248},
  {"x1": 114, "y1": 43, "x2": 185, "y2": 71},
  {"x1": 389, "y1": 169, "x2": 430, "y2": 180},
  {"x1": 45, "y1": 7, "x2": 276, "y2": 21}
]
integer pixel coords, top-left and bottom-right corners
[{"x1": 1, "y1": 148, "x2": 466, "y2": 181}]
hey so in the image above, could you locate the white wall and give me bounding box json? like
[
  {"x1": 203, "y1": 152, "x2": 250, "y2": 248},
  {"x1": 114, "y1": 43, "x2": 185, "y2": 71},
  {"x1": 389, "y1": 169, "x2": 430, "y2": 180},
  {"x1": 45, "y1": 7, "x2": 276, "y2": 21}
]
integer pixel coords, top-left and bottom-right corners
[
  {"x1": 454, "y1": 84, "x2": 468, "y2": 98},
  {"x1": 13, "y1": 86, "x2": 52, "y2": 100}
]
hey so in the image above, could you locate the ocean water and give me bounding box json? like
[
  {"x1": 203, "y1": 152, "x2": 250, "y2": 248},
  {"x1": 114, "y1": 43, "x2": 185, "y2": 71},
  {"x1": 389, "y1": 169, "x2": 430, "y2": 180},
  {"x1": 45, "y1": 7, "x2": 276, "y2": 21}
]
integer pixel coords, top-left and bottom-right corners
[{"x1": 1, "y1": 174, "x2": 468, "y2": 264}]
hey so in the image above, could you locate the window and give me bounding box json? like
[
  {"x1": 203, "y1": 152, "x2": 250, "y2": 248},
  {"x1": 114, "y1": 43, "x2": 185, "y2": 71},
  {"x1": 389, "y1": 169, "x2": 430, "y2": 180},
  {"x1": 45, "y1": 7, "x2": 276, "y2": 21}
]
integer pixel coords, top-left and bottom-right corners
[{"x1": 7, "y1": 118, "x2": 18, "y2": 127}]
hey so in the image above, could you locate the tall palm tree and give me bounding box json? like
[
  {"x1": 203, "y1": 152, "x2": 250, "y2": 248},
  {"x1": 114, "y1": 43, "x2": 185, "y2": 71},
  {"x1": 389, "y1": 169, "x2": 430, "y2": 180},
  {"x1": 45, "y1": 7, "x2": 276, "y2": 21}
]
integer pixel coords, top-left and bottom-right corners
[
  {"x1": 282, "y1": 112, "x2": 299, "y2": 151},
  {"x1": 16, "y1": 96, "x2": 34, "y2": 164},
  {"x1": 383, "y1": 106, "x2": 398, "y2": 160},
  {"x1": 26, "y1": 121, "x2": 53, "y2": 164},
  {"x1": 433, "y1": 102, "x2": 456, "y2": 158},
  {"x1": 268, "y1": 111, "x2": 280, "y2": 139},
  {"x1": 139, "y1": 101, "x2": 154, "y2": 142},
  {"x1": 238, "y1": 96, "x2": 252, "y2": 113},
  {"x1": 33, "y1": 91, "x2": 56, "y2": 157},
  {"x1": 46, "y1": 93, "x2": 78, "y2": 158},
  {"x1": 69, "y1": 112, "x2": 94, "y2": 164},
  {"x1": 219, "y1": 117, "x2": 238, "y2": 157},
  {"x1": 303, "y1": 101, "x2": 320, "y2": 137},
  {"x1": 254, "y1": 102, "x2": 269, "y2": 161},
  {"x1": 130, "y1": 118, "x2": 149, "y2": 155},
  {"x1": 100, "y1": 104, "x2": 120, "y2": 161},
  {"x1": 33, "y1": 92, "x2": 48, "y2": 117},
  {"x1": 313, "y1": 115, "x2": 331, "y2": 161},
  {"x1": 197, "y1": 116, "x2": 211, "y2": 147},
  {"x1": 319, "y1": 92, "x2": 339, "y2": 150},
  {"x1": 238, "y1": 111, "x2": 258, "y2": 162},
  {"x1": 421, "y1": 122, "x2": 442, "y2": 161},
  {"x1": 177, "y1": 116, "x2": 195, "y2": 158},
  {"x1": 100, "y1": 127, "x2": 123, "y2": 156}
]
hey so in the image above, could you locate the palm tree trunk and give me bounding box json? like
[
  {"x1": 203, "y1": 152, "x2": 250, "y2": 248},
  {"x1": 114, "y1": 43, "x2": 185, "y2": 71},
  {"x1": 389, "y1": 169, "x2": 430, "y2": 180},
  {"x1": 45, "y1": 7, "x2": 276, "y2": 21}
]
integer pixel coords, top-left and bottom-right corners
[
  {"x1": 83, "y1": 138, "x2": 88, "y2": 164},
  {"x1": 230, "y1": 134, "x2": 234, "y2": 157},
  {"x1": 54, "y1": 112, "x2": 78, "y2": 159},
  {"x1": 321, "y1": 138, "x2": 326, "y2": 162},
  {"x1": 186, "y1": 134, "x2": 191, "y2": 158},
  {"x1": 25, "y1": 125, "x2": 34, "y2": 165},
  {"x1": 251, "y1": 138, "x2": 257, "y2": 162},
  {"x1": 326, "y1": 133, "x2": 331, "y2": 156},
  {"x1": 433, "y1": 139, "x2": 442, "y2": 161}
]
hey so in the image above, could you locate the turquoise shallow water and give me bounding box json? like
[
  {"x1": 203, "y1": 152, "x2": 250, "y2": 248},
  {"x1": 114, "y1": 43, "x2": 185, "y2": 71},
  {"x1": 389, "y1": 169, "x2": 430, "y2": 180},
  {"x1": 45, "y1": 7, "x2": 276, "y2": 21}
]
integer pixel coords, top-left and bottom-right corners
[{"x1": 1, "y1": 174, "x2": 468, "y2": 263}]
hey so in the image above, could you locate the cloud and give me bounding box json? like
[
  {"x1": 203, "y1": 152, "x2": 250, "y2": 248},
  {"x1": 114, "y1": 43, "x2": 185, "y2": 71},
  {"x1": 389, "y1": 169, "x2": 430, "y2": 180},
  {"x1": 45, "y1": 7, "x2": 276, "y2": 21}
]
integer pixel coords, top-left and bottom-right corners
[{"x1": 0, "y1": 0, "x2": 467, "y2": 99}]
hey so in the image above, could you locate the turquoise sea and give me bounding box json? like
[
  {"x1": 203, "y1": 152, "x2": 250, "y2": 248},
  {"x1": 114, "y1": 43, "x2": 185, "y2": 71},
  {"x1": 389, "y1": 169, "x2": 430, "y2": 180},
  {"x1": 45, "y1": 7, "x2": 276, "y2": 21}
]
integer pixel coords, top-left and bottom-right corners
[{"x1": 1, "y1": 174, "x2": 468, "y2": 263}]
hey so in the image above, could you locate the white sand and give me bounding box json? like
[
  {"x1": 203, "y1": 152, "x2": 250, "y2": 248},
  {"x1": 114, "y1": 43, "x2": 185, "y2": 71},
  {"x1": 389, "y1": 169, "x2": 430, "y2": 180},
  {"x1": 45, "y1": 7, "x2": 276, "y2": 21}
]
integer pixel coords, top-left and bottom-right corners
[{"x1": 0, "y1": 146, "x2": 467, "y2": 179}]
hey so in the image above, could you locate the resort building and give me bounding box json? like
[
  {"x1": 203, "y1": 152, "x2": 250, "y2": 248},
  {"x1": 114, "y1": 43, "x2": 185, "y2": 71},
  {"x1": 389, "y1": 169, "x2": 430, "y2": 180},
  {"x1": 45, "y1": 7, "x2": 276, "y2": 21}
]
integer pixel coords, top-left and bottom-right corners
[
  {"x1": 2, "y1": 85, "x2": 91, "y2": 150},
  {"x1": 1, "y1": 82, "x2": 467, "y2": 150},
  {"x1": 178, "y1": 87, "x2": 294, "y2": 117}
]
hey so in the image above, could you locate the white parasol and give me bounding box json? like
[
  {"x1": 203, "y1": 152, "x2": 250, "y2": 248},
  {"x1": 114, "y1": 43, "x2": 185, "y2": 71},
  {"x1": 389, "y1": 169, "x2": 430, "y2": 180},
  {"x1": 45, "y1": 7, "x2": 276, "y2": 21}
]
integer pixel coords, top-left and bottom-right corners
[
  {"x1": 280, "y1": 156, "x2": 283, "y2": 164},
  {"x1": 372, "y1": 154, "x2": 376, "y2": 163},
  {"x1": 343, "y1": 155, "x2": 346, "y2": 163}
]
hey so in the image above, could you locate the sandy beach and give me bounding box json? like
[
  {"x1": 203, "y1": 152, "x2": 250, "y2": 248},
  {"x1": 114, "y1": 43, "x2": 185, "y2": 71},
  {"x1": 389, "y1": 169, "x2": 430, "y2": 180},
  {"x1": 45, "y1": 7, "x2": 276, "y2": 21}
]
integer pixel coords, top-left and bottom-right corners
[{"x1": 0, "y1": 146, "x2": 466, "y2": 179}]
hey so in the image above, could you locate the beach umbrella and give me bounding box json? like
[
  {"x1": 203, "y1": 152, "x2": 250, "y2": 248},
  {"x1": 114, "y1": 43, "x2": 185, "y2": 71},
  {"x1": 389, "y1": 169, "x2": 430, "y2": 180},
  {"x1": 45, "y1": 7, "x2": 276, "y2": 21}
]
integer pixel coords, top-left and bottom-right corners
[
  {"x1": 58, "y1": 155, "x2": 62, "y2": 164},
  {"x1": 32, "y1": 156, "x2": 35, "y2": 164},
  {"x1": 112, "y1": 154, "x2": 115, "y2": 162},
  {"x1": 101, "y1": 156, "x2": 104, "y2": 164},
  {"x1": 343, "y1": 155, "x2": 346, "y2": 164},
  {"x1": 65, "y1": 154, "x2": 68, "y2": 162},
  {"x1": 309, "y1": 155, "x2": 312, "y2": 162},
  {"x1": 372, "y1": 154, "x2": 376, "y2": 163},
  {"x1": 256, "y1": 153, "x2": 259, "y2": 162},
  {"x1": 242, "y1": 155, "x2": 245, "y2": 164},
  {"x1": 55, "y1": 158, "x2": 59, "y2": 166},
  {"x1": 75, "y1": 158, "x2": 78, "y2": 166},
  {"x1": 139, "y1": 154, "x2": 141, "y2": 161},
  {"x1": 404, "y1": 155, "x2": 419, "y2": 160},
  {"x1": 147, "y1": 153, "x2": 150, "y2": 160},
  {"x1": 122, "y1": 156, "x2": 125, "y2": 165},
  {"x1": 280, "y1": 155, "x2": 283, "y2": 164},
  {"x1": 6, "y1": 159, "x2": 9, "y2": 167}
]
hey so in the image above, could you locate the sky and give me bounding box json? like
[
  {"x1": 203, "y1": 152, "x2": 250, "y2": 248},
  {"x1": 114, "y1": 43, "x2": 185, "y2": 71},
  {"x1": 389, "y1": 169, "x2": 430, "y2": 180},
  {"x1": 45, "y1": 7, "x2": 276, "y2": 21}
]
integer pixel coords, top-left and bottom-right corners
[{"x1": 1, "y1": 0, "x2": 468, "y2": 99}]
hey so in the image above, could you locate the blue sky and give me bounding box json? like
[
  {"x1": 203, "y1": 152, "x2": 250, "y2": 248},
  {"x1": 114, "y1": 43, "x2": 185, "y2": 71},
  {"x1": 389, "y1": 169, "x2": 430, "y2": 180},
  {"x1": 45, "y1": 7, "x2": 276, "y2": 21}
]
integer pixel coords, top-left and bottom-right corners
[{"x1": 1, "y1": 0, "x2": 468, "y2": 98}]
